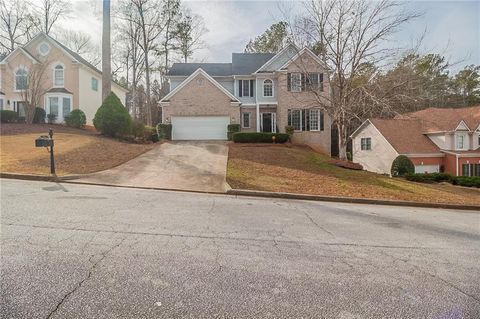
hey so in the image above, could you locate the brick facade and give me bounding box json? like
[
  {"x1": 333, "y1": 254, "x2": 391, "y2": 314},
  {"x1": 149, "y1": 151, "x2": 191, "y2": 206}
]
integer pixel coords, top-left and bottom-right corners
[{"x1": 163, "y1": 73, "x2": 240, "y2": 124}]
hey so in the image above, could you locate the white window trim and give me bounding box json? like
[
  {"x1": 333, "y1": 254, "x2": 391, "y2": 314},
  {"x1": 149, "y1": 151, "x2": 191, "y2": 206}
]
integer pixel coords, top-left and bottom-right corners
[
  {"x1": 361, "y1": 137, "x2": 372, "y2": 151},
  {"x1": 38, "y1": 42, "x2": 50, "y2": 56},
  {"x1": 13, "y1": 65, "x2": 28, "y2": 92},
  {"x1": 309, "y1": 108, "x2": 321, "y2": 131},
  {"x1": 289, "y1": 109, "x2": 302, "y2": 132},
  {"x1": 44, "y1": 92, "x2": 73, "y2": 122},
  {"x1": 91, "y1": 77, "x2": 98, "y2": 91},
  {"x1": 242, "y1": 112, "x2": 251, "y2": 128},
  {"x1": 455, "y1": 133, "x2": 467, "y2": 150},
  {"x1": 52, "y1": 63, "x2": 65, "y2": 88},
  {"x1": 290, "y1": 73, "x2": 302, "y2": 92},
  {"x1": 262, "y1": 79, "x2": 274, "y2": 97}
]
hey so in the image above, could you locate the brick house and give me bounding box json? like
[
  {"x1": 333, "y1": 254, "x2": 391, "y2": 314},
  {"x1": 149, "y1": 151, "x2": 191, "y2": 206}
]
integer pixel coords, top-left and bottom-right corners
[
  {"x1": 0, "y1": 32, "x2": 128, "y2": 125},
  {"x1": 350, "y1": 106, "x2": 480, "y2": 176},
  {"x1": 160, "y1": 44, "x2": 331, "y2": 154}
]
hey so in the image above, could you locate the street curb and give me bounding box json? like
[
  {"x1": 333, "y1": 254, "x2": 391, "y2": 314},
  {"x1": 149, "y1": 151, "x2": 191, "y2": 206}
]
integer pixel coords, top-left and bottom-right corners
[
  {"x1": 2, "y1": 173, "x2": 479, "y2": 211},
  {"x1": 227, "y1": 189, "x2": 480, "y2": 211},
  {"x1": 0, "y1": 172, "x2": 83, "y2": 181}
]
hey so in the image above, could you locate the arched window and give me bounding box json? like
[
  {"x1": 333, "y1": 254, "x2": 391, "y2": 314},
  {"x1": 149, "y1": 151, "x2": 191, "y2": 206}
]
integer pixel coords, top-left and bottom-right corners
[
  {"x1": 54, "y1": 64, "x2": 64, "y2": 87},
  {"x1": 263, "y1": 79, "x2": 273, "y2": 97},
  {"x1": 15, "y1": 68, "x2": 28, "y2": 90}
]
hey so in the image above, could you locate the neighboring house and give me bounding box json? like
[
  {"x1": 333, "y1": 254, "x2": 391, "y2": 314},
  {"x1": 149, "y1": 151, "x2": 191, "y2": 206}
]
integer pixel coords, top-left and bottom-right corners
[
  {"x1": 351, "y1": 106, "x2": 480, "y2": 176},
  {"x1": 0, "y1": 32, "x2": 128, "y2": 125},
  {"x1": 160, "y1": 44, "x2": 331, "y2": 154}
]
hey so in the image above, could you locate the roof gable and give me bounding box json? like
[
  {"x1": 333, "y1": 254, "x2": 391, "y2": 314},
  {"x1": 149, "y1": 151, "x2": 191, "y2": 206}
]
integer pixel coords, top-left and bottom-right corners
[
  {"x1": 254, "y1": 43, "x2": 299, "y2": 73},
  {"x1": 0, "y1": 47, "x2": 40, "y2": 64},
  {"x1": 455, "y1": 120, "x2": 470, "y2": 131},
  {"x1": 279, "y1": 47, "x2": 328, "y2": 71},
  {"x1": 160, "y1": 68, "x2": 240, "y2": 103}
]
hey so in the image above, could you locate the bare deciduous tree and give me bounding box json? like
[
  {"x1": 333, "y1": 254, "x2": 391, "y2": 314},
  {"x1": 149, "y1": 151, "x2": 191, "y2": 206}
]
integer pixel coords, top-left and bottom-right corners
[
  {"x1": 32, "y1": 0, "x2": 71, "y2": 35},
  {"x1": 0, "y1": 0, "x2": 34, "y2": 53},
  {"x1": 57, "y1": 29, "x2": 101, "y2": 67},
  {"x1": 294, "y1": 0, "x2": 421, "y2": 159}
]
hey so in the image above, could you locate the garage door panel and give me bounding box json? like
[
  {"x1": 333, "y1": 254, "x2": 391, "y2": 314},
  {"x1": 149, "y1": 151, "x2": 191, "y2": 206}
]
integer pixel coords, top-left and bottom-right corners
[{"x1": 172, "y1": 116, "x2": 229, "y2": 140}]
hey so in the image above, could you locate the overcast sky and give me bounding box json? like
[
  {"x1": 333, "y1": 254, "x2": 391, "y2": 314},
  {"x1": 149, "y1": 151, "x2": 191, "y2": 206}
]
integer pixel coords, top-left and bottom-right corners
[{"x1": 54, "y1": 0, "x2": 479, "y2": 73}]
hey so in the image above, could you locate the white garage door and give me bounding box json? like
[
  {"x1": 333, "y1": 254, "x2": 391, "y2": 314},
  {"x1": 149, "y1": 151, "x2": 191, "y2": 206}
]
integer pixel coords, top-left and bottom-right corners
[
  {"x1": 415, "y1": 165, "x2": 440, "y2": 174},
  {"x1": 171, "y1": 116, "x2": 230, "y2": 140}
]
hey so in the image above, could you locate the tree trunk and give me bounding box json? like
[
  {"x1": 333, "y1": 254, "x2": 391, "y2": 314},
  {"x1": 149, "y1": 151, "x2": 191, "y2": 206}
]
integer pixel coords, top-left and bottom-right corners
[
  {"x1": 102, "y1": 0, "x2": 112, "y2": 102},
  {"x1": 337, "y1": 122, "x2": 348, "y2": 160}
]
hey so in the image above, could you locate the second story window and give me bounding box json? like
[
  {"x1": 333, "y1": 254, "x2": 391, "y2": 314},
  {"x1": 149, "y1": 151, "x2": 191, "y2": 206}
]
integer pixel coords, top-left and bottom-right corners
[
  {"x1": 238, "y1": 80, "x2": 253, "y2": 97},
  {"x1": 289, "y1": 73, "x2": 302, "y2": 92},
  {"x1": 54, "y1": 65, "x2": 64, "y2": 87},
  {"x1": 456, "y1": 134, "x2": 465, "y2": 149},
  {"x1": 361, "y1": 138, "x2": 372, "y2": 150},
  {"x1": 91, "y1": 77, "x2": 98, "y2": 91},
  {"x1": 263, "y1": 79, "x2": 273, "y2": 97},
  {"x1": 15, "y1": 68, "x2": 28, "y2": 90},
  {"x1": 307, "y1": 73, "x2": 324, "y2": 91}
]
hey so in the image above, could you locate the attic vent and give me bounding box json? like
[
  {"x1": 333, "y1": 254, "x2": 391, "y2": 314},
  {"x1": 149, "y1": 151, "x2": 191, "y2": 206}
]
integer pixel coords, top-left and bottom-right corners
[{"x1": 196, "y1": 78, "x2": 205, "y2": 85}]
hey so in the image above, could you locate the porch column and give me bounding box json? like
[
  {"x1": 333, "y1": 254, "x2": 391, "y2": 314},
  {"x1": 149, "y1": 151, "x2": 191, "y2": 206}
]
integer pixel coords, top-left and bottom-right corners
[{"x1": 256, "y1": 103, "x2": 260, "y2": 132}]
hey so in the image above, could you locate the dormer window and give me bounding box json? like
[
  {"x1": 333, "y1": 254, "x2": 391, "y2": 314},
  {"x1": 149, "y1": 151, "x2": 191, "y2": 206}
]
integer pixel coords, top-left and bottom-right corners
[
  {"x1": 263, "y1": 79, "x2": 273, "y2": 97},
  {"x1": 54, "y1": 65, "x2": 64, "y2": 87},
  {"x1": 456, "y1": 134, "x2": 465, "y2": 150},
  {"x1": 15, "y1": 68, "x2": 28, "y2": 90}
]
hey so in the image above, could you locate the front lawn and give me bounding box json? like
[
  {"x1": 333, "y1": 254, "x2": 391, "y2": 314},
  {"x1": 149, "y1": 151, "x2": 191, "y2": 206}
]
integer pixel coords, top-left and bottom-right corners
[
  {"x1": 227, "y1": 144, "x2": 480, "y2": 206},
  {"x1": 1, "y1": 124, "x2": 155, "y2": 176}
]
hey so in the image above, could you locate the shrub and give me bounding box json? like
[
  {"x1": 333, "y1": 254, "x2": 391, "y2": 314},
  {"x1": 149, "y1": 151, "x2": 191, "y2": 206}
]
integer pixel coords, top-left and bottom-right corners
[
  {"x1": 33, "y1": 107, "x2": 46, "y2": 123},
  {"x1": 144, "y1": 125, "x2": 159, "y2": 142},
  {"x1": 93, "y1": 92, "x2": 132, "y2": 137},
  {"x1": 232, "y1": 132, "x2": 289, "y2": 143},
  {"x1": 391, "y1": 155, "x2": 414, "y2": 176},
  {"x1": 451, "y1": 176, "x2": 480, "y2": 188},
  {"x1": 47, "y1": 113, "x2": 57, "y2": 124},
  {"x1": 285, "y1": 125, "x2": 295, "y2": 135},
  {"x1": 130, "y1": 121, "x2": 145, "y2": 138},
  {"x1": 157, "y1": 123, "x2": 172, "y2": 140},
  {"x1": 65, "y1": 109, "x2": 86, "y2": 128},
  {"x1": 0, "y1": 110, "x2": 18, "y2": 123},
  {"x1": 228, "y1": 124, "x2": 241, "y2": 132}
]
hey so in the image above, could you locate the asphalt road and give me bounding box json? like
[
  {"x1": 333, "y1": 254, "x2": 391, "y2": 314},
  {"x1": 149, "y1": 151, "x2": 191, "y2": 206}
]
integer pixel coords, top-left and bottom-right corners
[{"x1": 1, "y1": 179, "x2": 479, "y2": 319}]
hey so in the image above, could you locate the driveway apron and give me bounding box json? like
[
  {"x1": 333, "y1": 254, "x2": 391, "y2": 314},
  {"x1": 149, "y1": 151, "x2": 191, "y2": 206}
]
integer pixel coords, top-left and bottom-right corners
[{"x1": 75, "y1": 141, "x2": 230, "y2": 192}]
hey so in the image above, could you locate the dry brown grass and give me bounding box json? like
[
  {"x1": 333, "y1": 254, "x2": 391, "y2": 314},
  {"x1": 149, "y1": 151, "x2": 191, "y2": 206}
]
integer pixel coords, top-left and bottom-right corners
[
  {"x1": 1, "y1": 132, "x2": 154, "y2": 176},
  {"x1": 227, "y1": 144, "x2": 480, "y2": 206}
]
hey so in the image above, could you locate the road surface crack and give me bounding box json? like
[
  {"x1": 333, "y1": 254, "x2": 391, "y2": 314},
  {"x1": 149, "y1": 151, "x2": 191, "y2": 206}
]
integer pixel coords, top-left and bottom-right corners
[
  {"x1": 303, "y1": 211, "x2": 335, "y2": 237},
  {"x1": 45, "y1": 236, "x2": 127, "y2": 319}
]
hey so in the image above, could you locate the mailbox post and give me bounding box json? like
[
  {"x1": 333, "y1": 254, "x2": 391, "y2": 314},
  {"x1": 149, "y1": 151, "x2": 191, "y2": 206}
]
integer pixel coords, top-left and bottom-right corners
[{"x1": 35, "y1": 129, "x2": 55, "y2": 175}]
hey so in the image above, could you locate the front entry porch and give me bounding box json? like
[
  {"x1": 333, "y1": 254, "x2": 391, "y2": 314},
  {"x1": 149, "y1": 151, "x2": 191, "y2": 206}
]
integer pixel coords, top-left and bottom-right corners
[{"x1": 240, "y1": 104, "x2": 277, "y2": 133}]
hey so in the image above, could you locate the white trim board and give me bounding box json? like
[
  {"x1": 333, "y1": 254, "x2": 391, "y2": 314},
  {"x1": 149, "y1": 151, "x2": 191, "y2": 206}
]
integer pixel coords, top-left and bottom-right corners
[{"x1": 160, "y1": 68, "x2": 240, "y2": 104}]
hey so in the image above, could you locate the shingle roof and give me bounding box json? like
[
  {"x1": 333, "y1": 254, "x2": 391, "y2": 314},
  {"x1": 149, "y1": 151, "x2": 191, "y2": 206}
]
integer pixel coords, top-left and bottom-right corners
[
  {"x1": 370, "y1": 118, "x2": 441, "y2": 154},
  {"x1": 168, "y1": 53, "x2": 276, "y2": 77},
  {"x1": 231, "y1": 53, "x2": 275, "y2": 75},
  {"x1": 395, "y1": 106, "x2": 480, "y2": 132},
  {"x1": 46, "y1": 87, "x2": 73, "y2": 94},
  {"x1": 168, "y1": 63, "x2": 232, "y2": 76}
]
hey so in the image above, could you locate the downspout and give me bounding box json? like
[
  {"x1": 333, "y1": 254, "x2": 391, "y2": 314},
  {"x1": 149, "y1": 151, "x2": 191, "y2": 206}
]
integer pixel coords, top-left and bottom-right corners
[
  {"x1": 456, "y1": 153, "x2": 459, "y2": 176},
  {"x1": 256, "y1": 103, "x2": 260, "y2": 132}
]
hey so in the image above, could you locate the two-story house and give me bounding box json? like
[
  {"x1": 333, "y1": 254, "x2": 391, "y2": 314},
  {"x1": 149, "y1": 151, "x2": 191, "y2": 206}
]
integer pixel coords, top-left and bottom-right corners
[
  {"x1": 0, "y1": 32, "x2": 128, "y2": 125},
  {"x1": 350, "y1": 106, "x2": 480, "y2": 176},
  {"x1": 160, "y1": 44, "x2": 331, "y2": 154}
]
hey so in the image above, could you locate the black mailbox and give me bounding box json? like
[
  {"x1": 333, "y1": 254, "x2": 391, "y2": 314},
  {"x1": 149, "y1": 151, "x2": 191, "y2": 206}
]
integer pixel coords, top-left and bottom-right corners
[{"x1": 35, "y1": 136, "x2": 53, "y2": 147}]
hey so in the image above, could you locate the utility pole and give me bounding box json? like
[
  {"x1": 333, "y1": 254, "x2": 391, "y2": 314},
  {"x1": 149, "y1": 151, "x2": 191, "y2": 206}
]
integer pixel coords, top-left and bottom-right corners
[{"x1": 102, "y1": 0, "x2": 112, "y2": 101}]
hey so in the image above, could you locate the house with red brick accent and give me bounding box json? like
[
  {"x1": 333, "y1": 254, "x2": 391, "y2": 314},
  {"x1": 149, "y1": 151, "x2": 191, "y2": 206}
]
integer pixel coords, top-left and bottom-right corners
[
  {"x1": 160, "y1": 44, "x2": 331, "y2": 154},
  {"x1": 350, "y1": 106, "x2": 480, "y2": 176}
]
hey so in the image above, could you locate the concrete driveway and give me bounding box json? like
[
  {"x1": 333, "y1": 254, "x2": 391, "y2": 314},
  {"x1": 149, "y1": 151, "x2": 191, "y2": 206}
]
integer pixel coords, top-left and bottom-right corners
[{"x1": 76, "y1": 141, "x2": 230, "y2": 192}]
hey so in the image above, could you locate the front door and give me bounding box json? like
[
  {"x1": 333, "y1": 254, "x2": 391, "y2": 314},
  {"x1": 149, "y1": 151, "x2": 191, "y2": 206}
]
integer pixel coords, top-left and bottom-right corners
[{"x1": 261, "y1": 113, "x2": 272, "y2": 132}]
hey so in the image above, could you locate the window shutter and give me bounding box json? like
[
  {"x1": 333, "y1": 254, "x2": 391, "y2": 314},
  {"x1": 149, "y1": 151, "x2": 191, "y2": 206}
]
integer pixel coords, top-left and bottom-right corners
[
  {"x1": 301, "y1": 73, "x2": 306, "y2": 91},
  {"x1": 239, "y1": 80, "x2": 243, "y2": 97},
  {"x1": 320, "y1": 111, "x2": 324, "y2": 131},
  {"x1": 287, "y1": 73, "x2": 291, "y2": 91},
  {"x1": 319, "y1": 73, "x2": 324, "y2": 91},
  {"x1": 250, "y1": 80, "x2": 254, "y2": 97}
]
